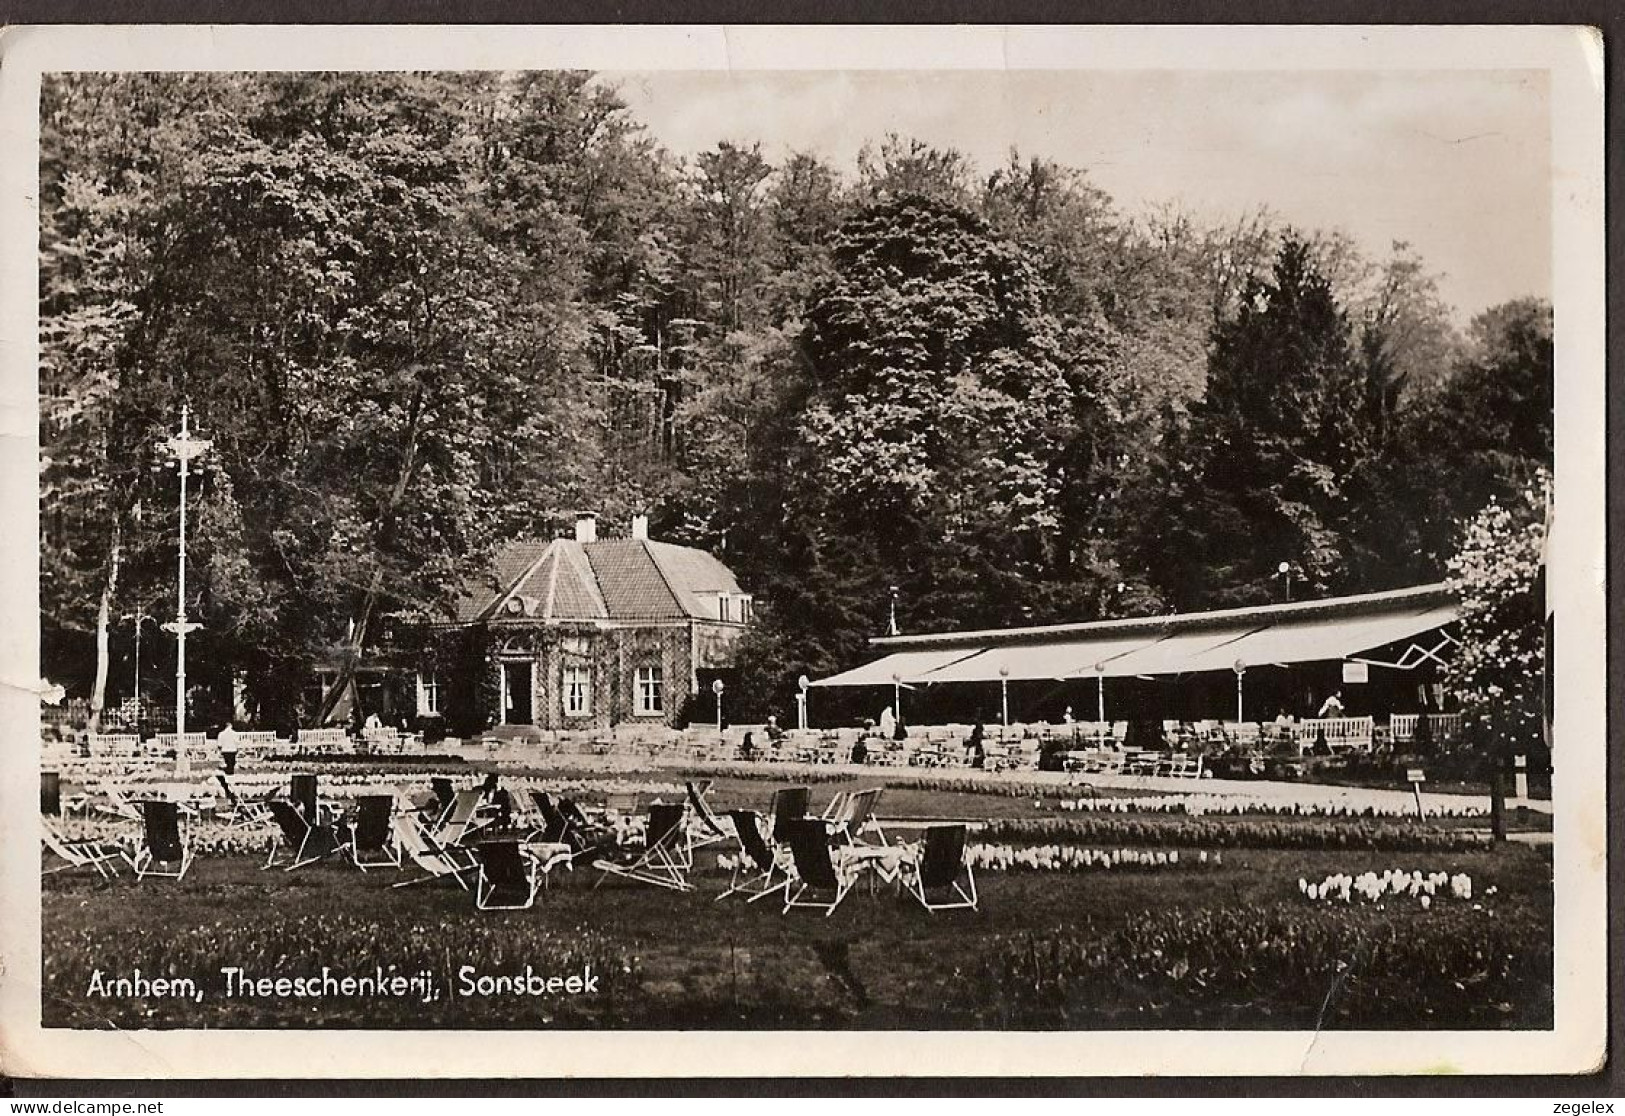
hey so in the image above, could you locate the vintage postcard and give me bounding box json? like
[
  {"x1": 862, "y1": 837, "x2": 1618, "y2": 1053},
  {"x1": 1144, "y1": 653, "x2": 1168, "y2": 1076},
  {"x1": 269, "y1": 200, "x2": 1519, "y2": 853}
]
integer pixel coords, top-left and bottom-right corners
[{"x1": 0, "y1": 24, "x2": 1606, "y2": 1079}]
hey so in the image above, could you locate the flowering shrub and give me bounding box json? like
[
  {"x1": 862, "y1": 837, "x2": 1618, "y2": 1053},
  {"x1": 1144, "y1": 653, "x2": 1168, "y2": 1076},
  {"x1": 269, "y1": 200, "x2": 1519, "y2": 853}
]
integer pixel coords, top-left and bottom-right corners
[
  {"x1": 956, "y1": 900, "x2": 1550, "y2": 1028},
  {"x1": 981, "y1": 816, "x2": 1485, "y2": 852},
  {"x1": 1058, "y1": 793, "x2": 1487, "y2": 820},
  {"x1": 1445, "y1": 471, "x2": 1549, "y2": 757}
]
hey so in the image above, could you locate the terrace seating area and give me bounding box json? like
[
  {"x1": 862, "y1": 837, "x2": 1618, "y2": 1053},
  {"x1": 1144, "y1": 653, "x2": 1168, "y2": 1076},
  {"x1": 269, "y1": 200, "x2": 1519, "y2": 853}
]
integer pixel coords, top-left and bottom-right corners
[{"x1": 41, "y1": 766, "x2": 979, "y2": 918}]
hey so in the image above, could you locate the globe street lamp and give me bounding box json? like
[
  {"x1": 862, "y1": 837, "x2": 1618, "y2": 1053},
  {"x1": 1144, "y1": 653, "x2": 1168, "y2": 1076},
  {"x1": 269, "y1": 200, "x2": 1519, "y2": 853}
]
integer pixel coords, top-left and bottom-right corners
[
  {"x1": 1233, "y1": 658, "x2": 1248, "y2": 725},
  {"x1": 796, "y1": 673, "x2": 810, "y2": 731},
  {"x1": 1093, "y1": 661, "x2": 1107, "y2": 747},
  {"x1": 890, "y1": 671, "x2": 902, "y2": 728},
  {"x1": 1276, "y1": 561, "x2": 1294, "y2": 603},
  {"x1": 712, "y1": 677, "x2": 725, "y2": 735}
]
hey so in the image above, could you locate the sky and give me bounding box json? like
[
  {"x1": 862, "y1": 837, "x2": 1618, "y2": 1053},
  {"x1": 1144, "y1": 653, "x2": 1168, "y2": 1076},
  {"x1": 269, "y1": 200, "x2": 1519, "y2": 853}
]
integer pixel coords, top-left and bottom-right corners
[{"x1": 603, "y1": 69, "x2": 1551, "y2": 323}]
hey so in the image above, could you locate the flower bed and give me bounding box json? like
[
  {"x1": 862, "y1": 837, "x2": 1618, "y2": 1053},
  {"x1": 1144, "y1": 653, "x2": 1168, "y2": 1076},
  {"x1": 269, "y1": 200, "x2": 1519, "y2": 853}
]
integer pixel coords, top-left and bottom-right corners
[
  {"x1": 1299, "y1": 869, "x2": 1490, "y2": 905},
  {"x1": 966, "y1": 844, "x2": 1223, "y2": 872},
  {"x1": 1058, "y1": 792, "x2": 1486, "y2": 819},
  {"x1": 956, "y1": 899, "x2": 1550, "y2": 1028},
  {"x1": 981, "y1": 816, "x2": 1486, "y2": 852}
]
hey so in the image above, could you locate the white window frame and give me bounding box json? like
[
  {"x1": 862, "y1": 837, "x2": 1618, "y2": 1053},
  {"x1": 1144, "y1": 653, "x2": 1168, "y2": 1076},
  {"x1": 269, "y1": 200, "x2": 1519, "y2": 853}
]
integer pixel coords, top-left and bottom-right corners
[
  {"x1": 737, "y1": 595, "x2": 753, "y2": 624},
  {"x1": 635, "y1": 665, "x2": 664, "y2": 717},
  {"x1": 562, "y1": 663, "x2": 592, "y2": 718},
  {"x1": 415, "y1": 671, "x2": 441, "y2": 716}
]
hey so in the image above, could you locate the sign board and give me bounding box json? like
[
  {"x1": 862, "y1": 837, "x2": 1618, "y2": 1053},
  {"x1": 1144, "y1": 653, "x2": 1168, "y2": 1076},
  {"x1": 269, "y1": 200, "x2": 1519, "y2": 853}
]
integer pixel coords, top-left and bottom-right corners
[
  {"x1": 1341, "y1": 660, "x2": 1369, "y2": 684},
  {"x1": 1406, "y1": 768, "x2": 1426, "y2": 783}
]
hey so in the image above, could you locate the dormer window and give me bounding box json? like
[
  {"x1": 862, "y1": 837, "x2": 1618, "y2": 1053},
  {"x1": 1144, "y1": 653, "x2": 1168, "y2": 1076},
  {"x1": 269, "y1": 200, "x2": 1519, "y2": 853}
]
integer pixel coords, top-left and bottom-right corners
[
  {"x1": 738, "y1": 595, "x2": 753, "y2": 624},
  {"x1": 717, "y1": 592, "x2": 731, "y2": 623}
]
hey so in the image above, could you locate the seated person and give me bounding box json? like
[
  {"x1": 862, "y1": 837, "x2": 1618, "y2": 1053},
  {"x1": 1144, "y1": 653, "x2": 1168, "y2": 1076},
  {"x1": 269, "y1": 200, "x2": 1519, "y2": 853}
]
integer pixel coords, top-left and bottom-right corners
[{"x1": 765, "y1": 715, "x2": 786, "y2": 742}]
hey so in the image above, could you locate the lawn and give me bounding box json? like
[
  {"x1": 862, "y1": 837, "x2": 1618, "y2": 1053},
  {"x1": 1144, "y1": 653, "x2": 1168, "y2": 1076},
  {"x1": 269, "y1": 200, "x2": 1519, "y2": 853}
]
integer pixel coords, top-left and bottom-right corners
[{"x1": 41, "y1": 771, "x2": 1553, "y2": 1032}]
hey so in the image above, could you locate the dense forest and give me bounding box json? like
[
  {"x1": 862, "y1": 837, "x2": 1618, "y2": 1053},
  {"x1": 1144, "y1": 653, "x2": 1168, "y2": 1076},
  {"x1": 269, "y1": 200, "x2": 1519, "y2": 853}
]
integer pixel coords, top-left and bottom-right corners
[{"x1": 38, "y1": 72, "x2": 1554, "y2": 726}]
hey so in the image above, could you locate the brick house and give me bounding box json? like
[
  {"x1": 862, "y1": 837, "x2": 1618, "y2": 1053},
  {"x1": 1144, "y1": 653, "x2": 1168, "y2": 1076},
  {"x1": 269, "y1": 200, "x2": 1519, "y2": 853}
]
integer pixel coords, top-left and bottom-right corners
[{"x1": 417, "y1": 516, "x2": 752, "y2": 732}]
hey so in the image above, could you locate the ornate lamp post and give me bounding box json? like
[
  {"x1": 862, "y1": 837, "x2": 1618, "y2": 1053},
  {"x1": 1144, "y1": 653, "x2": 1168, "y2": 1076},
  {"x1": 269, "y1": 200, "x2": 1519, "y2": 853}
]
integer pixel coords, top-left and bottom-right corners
[
  {"x1": 890, "y1": 670, "x2": 902, "y2": 727},
  {"x1": 796, "y1": 674, "x2": 810, "y2": 731},
  {"x1": 121, "y1": 607, "x2": 154, "y2": 728},
  {"x1": 887, "y1": 585, "x2": 900, "y2": 637},
  {"x1": 1233, "y1": 658, "x2": 1248, "y2": 724},
  {"x1": 160, "y1": 405, "x2": 210, "y2": 770},
  {"x1": 712, "y1": 677, "x2": 725, "y2": 734},
  {"x1": 998, "y1": 664, "x2": 1011, "y2": 734}
]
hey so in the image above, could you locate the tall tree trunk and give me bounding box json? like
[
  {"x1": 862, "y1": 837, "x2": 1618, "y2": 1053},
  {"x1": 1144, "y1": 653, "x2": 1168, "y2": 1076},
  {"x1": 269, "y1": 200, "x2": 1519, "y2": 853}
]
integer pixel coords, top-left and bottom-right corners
[
  {"x1": 87, "y1": 520, "x2": 123, "y2": 733},
  {"x1": 315, "y1": 385, "x2": 426, "y2": 726}
]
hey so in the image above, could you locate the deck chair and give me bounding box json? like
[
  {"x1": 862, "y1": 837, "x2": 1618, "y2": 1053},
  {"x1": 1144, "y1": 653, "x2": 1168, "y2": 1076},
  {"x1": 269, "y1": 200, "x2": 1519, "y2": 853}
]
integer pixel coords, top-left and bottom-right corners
[
  {"x1": 470, "y1": 841, "x2": 550, "y2": 911},
  {"x1": 42, "y1": 819, "x2": 123, "y2": 879},
  {"x1": 215, "y1": 773, "x2": 273, "y2": 829},
  {"x1": 902, "y1": 825, "x2": 978, "y2": 912},
  {"x1": 126, "y1": 799, "x2": 194, "y2": 881},
  {"x1": 264, "y1": 799, "x2": 348, "y2": 871},
  {"x1": 834, "y1": 787, "x2": 886, "y2": 846},
  {"x1": 595, "y1": 803, "x2": 693, "y2": 891},
  {"x1": 781, "y1": 818, "x2": 857, "y2": 916},
  {"x1": 90, "y1": 782, "x2": 143, "y2": 822},
  {"x1": 434, "y1": 788, "x2": 494, "y2": 847},
  {"x1": 429, "y1": 777, "x2": 457, "y2": 824},
  {"x1": 350, "y1": 794, "x2": 402, "y2": 869},
  {"x1": 685, "y1": 781, "x2": 731, "y2": 848},
  {"x1": 769, "y1": 786, "x2": 811, "y2": 843},
  {"x1": 716, "y1": 810, "x2": 788, "y2": 903},
  {"x1": 290, "y1": 773, "x2": 321, "y2": 825},
  {"x1": 820, "y1": 790, "x2": 853, "y2": 822},
  {"x1": 390, "y1": 814, "x2": 479, "y2": 889}
]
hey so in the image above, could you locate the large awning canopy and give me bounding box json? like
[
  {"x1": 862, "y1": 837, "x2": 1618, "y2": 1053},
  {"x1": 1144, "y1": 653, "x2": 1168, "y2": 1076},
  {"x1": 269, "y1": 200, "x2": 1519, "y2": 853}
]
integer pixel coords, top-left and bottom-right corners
[
  {"x1": 1177, "y1": 604, "x2": 1459, "y2": 674},
  {"x1": 921, "y1": 635, "x2": 1150, "y2": 684},
  {"x1": 807, "y1": 647, "x2": 983, "y2": 688},
  {"x1": 811, "y1": 585, "x2": 1459, "y2": 689}
]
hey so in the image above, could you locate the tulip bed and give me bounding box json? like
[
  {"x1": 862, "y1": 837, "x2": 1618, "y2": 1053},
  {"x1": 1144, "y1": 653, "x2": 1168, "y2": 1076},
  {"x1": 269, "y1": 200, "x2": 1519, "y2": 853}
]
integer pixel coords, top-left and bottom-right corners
[
  {"x1": 1058, "y1": 792, "x2": 1488, "y2": 819},
  {"x1": 981, "y1": 815, "x2": 1486, "y2": 852}
]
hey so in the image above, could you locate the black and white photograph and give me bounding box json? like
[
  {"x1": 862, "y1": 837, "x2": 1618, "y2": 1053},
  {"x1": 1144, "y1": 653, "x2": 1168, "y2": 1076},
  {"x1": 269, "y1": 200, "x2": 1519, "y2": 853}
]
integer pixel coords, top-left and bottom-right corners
[{"x1": 0, "y1": 24, "x2": 1607, "y2": 1079}]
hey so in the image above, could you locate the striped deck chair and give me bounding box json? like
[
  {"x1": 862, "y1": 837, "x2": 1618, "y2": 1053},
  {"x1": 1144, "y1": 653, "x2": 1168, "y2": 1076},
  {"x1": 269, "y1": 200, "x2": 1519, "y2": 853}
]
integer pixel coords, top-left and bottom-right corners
[
  {"x1": 350, "y1": 794, "x2": 402, "y2": 870},
  {"x1": 126, "y1": 800, "x2": 194, "y2": 881},
  {"x1": 215, "y1": 773, "x2": 273, "y2": 829},
  {"x1": 715, "y1": 810, "x2": 788, "y2": 903},
  {"x1": 835, "y1": 787, "x2": 886, "y2": 846},
  {"x1": 264, "y1": 800, "x2": 348, "y2": 871},
  {"x1": 902, "y1": 825, "x2": 978, "y2": 912},
  {"x1": 390, "y1": 814, "x2": 478, "y2": 889},
  {"x1": 42, "y1": 819, "x2": 123, "y2": 879},
  {"x1": 595, "y1": 803, "x2": 693, "y2": 892},
  {"x1": 780, "y1": 818, "x2": 858, "y2": 916}
]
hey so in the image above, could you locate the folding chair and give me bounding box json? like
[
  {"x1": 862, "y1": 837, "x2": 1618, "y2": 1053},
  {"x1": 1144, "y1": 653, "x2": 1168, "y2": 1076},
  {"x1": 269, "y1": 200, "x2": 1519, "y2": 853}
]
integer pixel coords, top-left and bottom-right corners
[
  {"x1": 781, "y1": 818, "x2": 858, "y2": 916},
  {"x1": 685, "y1": 781, "x2": 731, "y2": 848},
  {"x1": 264, "y1": 799, "x2": 348, "y2": 871},
  {"x1": 769, "y1": 786, "x2": 811, "y2": 843},
  {"x1": 834, "y1": 787, "x2": 886, "y2": 846},
  {"x1": 90, "y1": 782, "x2": 143, "y2": 822},
  {"x1": 126, "y1": 799, "x2": 194, "y2": 881},
  {"x1": 433, "y1": 788, "x2": 493, "y2": 847},
  {"x1": 471, "y1": 841, "x2": 549, "y2": 911},
  {"x1": 291, "y1": 773, "x2": 321, "y2": 825},
  {"x1": 901, "y1": 825, "x2": 978, "y2": 912},
  {"x1": 350, "y1": 794, "x2": 402, "y2": 870},
  {"x1": 42, "y1": 819, "x2": 123, "y2": 879},
  {"x1": 715, "y1": 810, "x2": 789, "y2": 903},
  {"x1": 595, "y1": 803, "x2": 693, "y2": 891},
  {"x1": 215, "y1": 773, "x2": 273, "y2": 829},
  {"x1": 390, "y1": 814, "x2": 479, "y2": 889}
]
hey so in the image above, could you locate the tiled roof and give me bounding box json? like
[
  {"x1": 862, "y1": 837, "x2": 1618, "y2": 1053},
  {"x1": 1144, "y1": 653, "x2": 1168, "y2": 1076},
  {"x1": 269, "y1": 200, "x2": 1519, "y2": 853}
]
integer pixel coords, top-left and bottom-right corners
[{"x1": 459, "y1": 536, "x2": 745, "y2": 624}]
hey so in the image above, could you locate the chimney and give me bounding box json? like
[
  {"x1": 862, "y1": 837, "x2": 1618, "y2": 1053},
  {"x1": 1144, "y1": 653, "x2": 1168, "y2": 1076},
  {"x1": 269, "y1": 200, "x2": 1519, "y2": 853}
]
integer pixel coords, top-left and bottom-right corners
[
  {"x1": 630, "y1": 514, "x2": 649, "y2": 541},
  {"x1": 574, "y1": 515, "x2": 597, "y2": 544}
]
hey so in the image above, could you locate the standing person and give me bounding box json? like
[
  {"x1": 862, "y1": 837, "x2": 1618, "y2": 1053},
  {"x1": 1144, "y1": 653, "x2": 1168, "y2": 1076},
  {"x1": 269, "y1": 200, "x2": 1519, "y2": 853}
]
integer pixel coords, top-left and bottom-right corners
[
  {"x1": 878, "y1": 703, "x2": 896, "y2": 740},
  {"x1": 216, "y1": 720, "x2": 240, "y2": 774},
  {"x1": 966, "y1": 720, "x2": 985, "y2": 764}
]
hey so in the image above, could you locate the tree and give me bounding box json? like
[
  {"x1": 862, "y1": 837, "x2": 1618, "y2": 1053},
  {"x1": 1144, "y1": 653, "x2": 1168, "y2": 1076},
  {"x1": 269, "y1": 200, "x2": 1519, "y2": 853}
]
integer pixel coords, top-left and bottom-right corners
[
  {"x1": 1443, "y1": 472, "x2": 1549, "y2": 761},
  {"x1": 1145, "y1": 233, "x2": 1362, "y2": 609}
]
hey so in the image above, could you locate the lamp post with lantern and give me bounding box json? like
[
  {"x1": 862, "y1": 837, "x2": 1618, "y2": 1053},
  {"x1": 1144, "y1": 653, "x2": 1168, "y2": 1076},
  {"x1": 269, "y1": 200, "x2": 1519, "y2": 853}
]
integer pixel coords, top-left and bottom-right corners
[
  {"x1": 1233, "y1": 658, "x2": 1248, "y2": 725},
  {"x1": 160, "y1": 405, "x2": 210, "y2": 770},
  {"x1": 796, "y1": 674, "x2": 810, "y2": 731},
  {"x1": 998, "y1": 664, "x2": 1011, "y2": 736},
  {"x1": 712, "y1": 677, "x2": 725, "y2": 735}
]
